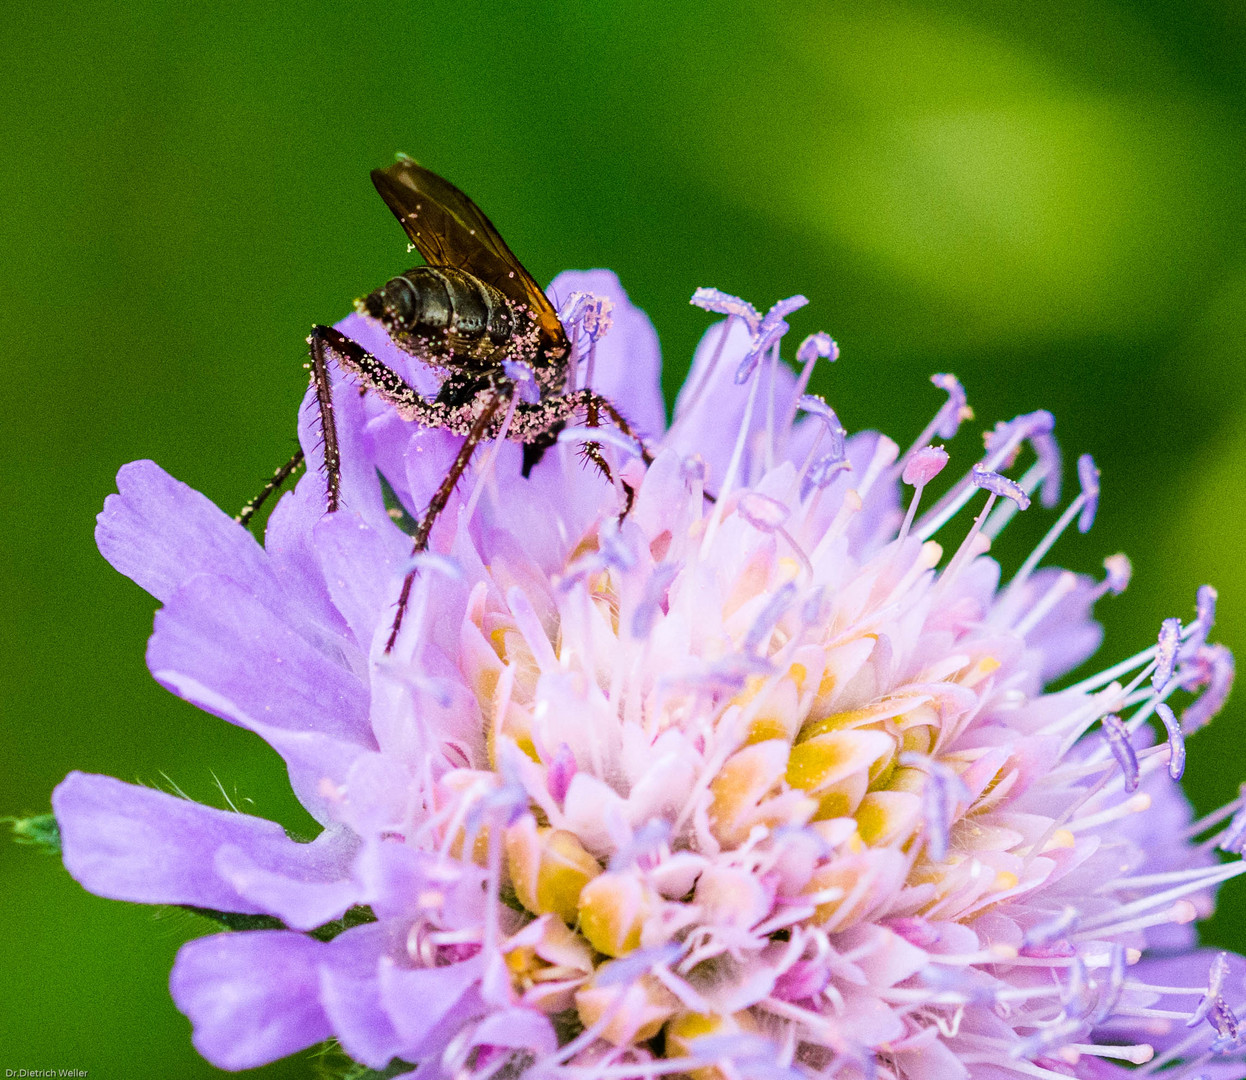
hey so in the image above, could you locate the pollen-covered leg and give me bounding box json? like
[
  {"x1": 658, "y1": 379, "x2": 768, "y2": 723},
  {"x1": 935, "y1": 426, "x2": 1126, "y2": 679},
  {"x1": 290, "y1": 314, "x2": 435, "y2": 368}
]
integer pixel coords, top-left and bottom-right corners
[
  {"x1": 580, "y1": 389, "x2": 652, "y2": 517},
  {"x1": 385, "y1": 391, "x2": 505, "y2": 654},
  {"x1": 235, "y1": 449, "x2": 306, "y2": 528},
  {"x1": 307, "y1": 325, "x2": 344, "y2": 515}
]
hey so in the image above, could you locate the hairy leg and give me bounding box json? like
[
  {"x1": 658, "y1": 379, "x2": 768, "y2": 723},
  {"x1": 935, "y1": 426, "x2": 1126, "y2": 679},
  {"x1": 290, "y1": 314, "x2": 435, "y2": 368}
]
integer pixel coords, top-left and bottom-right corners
[
  {"x1": 385, "y1": 391, "x2": 505, "y2": 654},
  {"x1": 308, "y1": 325, "x2": 344, "y2": 514},
  {"x1": 236, "y1": 449, "x2": 305, "y2": 528}
]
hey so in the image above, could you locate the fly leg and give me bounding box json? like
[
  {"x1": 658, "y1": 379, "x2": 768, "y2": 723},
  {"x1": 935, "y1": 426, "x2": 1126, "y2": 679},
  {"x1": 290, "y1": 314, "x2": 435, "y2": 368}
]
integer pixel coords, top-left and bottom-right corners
[
  {"x1": 578, "y1": 390, "x2": 654, "y2": 518},
  {"x1": 385, "y1": 391, "x2": 505, "y2": 654},
  {"x1": 236, "y1": 448, "x2": 306, "y2": 528}
]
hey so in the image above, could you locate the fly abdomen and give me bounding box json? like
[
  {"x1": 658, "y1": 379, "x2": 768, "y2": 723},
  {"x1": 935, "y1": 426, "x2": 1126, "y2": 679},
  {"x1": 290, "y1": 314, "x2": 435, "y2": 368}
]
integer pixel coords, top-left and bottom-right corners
[{"x1": 362, "y1": 266, "x2": 516, "y2": 347}]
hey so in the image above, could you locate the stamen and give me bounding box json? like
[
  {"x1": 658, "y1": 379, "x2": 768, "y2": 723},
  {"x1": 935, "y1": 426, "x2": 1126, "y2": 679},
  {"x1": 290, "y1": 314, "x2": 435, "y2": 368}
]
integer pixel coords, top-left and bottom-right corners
[
  {"x1": 1022, "y1": 907, "x2": 1080, "y2": 950},
  {"x1": 1077, "y1": 862, "x2": 1246, "y2": 933},
  {"x1": 1100, "y1": 714, "x2": 1139, "y2": 792},
  {"x1": 546, "y1": 742, "x2": 577, "y2": 805},
  {"x1": 782, "y1": 333, "x2": 839, "y2": 435},
  {"x1": 737, "y1": 491, "x2": 789, "y2": 532},
  {"x1": 703, "y1": 360, "x2": 764, "y2": 546},
  {"x1": 1014, "y1": 570, "x2": 1077, "y2": 638},
  {"x1": 916, "y1": 410, "x2": 1054, "y2": 539},
  {"x1": 1101, "y1": 554, "x2": 1132, "y2": 596},
  {"x1": 795, "y1": 395, "x2": 846, "y2": 458},
  {"x1": 971, "y1": 464, "x2": 1031, "y2": 509},
  {"x1": 1067, "y1": 1043, "x2": 1153, "y2": 1065},
  {"x1": 1219, "y1": 802, "x2": 1246, "y2": 855},
  {"x1": 1155, "y1": 703, "x2": 1185, "y2": 781},
  {"x1": 502, "y1": 360, "x2": 541, "y2": 404},
  {"x1": 630, "y1": 562, "x2": 680, "y2": 640},
  {"x1": 982, "y1": 461, "x2": 1047, "y2": 539},
  {"x1": 1154, "y1": 617, "x2": 1182, "y2": 691},
  {"x1": 1188, "y1": 952, "x2": 1230, "y2": 1028},
  {"x1": 1181, "y1": 643, "x2": 1235, "y2": 733},
  {"x1": 1190, "y1": 584, "x2": 1219, "y2": 650},
  {"x1": 690, "y1": 287, "x2": 761, "y2": 333},
  {"x1": 733, "y1": 295, "x2": 808, "y2": 385},
  {"x1": 1032, "y1": 430, "x2": 1063, "y2": 509},
  {"x1": 902, "y1": 753, "x2": 970, "y2": 862},
  {"x1": 1076, "y1": 454, "x2": 1100, "y2": 531},
  {"x1": 898, "y1": 445, "x2": 949, "y2": 542},
  {"x1": 1005, "y1": 454, "x2": 1098, "y2": 598},
  {"x1": 1088, "y1": 944, "x2": 1126, "y2": 1023},
  {"x1": 462, "y1": 392, "x2": 521, "y2": 528},
  {"x1": 743, "y1": 582, "x2": 798, "y2": 654},
  {"x1": 800, "y1": 451, "x2": 851, "y2": 502},
  {"x1": 905, "y1": 373, "x2": 972, "y2": 460}
]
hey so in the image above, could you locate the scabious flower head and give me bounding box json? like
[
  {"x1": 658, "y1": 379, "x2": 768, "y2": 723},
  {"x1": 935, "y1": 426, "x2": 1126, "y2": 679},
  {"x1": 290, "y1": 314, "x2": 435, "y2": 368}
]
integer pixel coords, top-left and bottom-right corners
[{"x1": 56, "y1": 268, "x2": 1244, "y2": 1079}]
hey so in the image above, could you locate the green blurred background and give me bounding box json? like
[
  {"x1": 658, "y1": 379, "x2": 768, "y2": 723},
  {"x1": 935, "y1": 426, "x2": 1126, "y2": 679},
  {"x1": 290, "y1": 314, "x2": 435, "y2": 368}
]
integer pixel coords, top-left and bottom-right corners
[{"x1": 5, "y1": 0, "x2": 1246, "y2": 1074}]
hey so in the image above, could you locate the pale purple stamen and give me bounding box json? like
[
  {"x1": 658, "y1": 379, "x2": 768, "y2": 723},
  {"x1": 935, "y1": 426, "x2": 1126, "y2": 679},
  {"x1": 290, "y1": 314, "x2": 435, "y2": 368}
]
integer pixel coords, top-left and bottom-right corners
[
  {"x1": 796, "y1": 395, "x2": 846, "y2": 457},
  {"x1": 1182, "y1": 644, "x2": 1235, "y2": 733},
  {"x1": 1103, "y1": 554, "x2": 1132, "y2": 596},
  {"x1": 796, "y1": 332, "x2": 838, "y2": 367},
  {"x1": 1156, "y1": 702, "x2": 1186, "y2": 781},
  {"x1": 1077, "y1": 454, "x2": 1100, "y2": 533},
  {"x1": 557, "y1": 425, "x2": 643, "y2": 458},
  {"x1": 930, "y1": 373, "x2": 971, "y2": 440},
  {"x1": 1032, "y1": 430, "x2": 1063, "y2": 508},
  {"x1": 737, "y1": 491, "x2": 790, "y2": 532},
  {"x1": 690, "y1": 287, "x2": 761, "y2": 334},
  {"x1": 801, "y1": 451, "x2": 851, "y2": 501},
  {"x1": 800, "y1": 587, "x2": 827, "y2": 628},
  {"x1": 1188, "y1": 584, "x2": 1219, "y2": 651},
  {"x1": 631, "y1": 562, "x2": 680, "y2": 640},
  {"x1": 502, "y1": 359, "x2": 541, "y2": 404},
  {"x1": 971, "y1": 464, "x2": 1031, "y2": 510},
  {"x1": 1220, "y1": 804, "x2": 1246, "y2": 855},
  {"x1": 734, "y1": 295, "x2": 808, "y2": 384},
  {"x1": 1088, "y1": 944, "x2": 1126, "y2": 1024},
  {"x1": 1101, "y1": 714, "x2": 1139, "y2": 793},
  {"x1": 1189, "y1": 953, "x2": 1231, "y2": 1028},
  {"x1": 744, "y1": 583, "x2": 797, "y2": 654},
  {"x1": 546, "y1": 743, "x2": 577, "y2": 805},
  {"x1": 902, "y1": 445, "x2": 949, "y2": 488},
  {"x1": 917, "y1": 410, "x2": 1052, "y2": 538},
  {"x1": 1022, "y1": 906, "x2": 1080, "y2": 949},
  {"x1": 1208, "y1": 996, "x2": 1242, "y2": 1052},
  {"x1": 597, "y1": 522, "x2": 638, "y2": 573},
  {"x1": 903, "y1": 754, "x2": 969, "y2": 862},
  {"x1": 1154, "y1": 617, "x2": 1182, "y2": 690},
  {"x1": 559, "y1": 291, "x2": 615, "y2": 344},
  {"x1": 1198, "y1": 585, "x2": 1219, "y2": 635}
]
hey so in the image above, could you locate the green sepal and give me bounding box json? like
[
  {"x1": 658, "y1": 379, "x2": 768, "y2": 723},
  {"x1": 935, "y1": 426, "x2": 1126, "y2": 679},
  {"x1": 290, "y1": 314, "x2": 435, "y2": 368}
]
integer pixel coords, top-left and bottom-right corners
[
  {"x1": 379, "y1": 473, "x2": 419, "y2": 536},
  {"x1": 6, "y1": 812, "x2": 61, "y2": 854},
  {"x1": 181, "y1": 904, "x2": 378, "y2": 940}
]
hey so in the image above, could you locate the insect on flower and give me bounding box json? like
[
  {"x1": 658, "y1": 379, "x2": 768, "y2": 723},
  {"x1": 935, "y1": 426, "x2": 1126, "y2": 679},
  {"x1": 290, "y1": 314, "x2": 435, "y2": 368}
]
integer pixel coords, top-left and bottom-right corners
[{"x1": 236, "y1": 156, "x2": 645, "y2": 651}]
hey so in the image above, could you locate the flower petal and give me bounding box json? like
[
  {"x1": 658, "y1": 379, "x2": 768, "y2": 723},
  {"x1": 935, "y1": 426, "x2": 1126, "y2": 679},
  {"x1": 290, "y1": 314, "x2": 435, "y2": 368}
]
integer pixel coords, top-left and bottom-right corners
[
  {"x1": 54, "y1": 771, "x2": 359, "y2": 926},
  {"x1": 170, "y1": 931, "x2": 333, "y2": 1070},
  {"x1": 96, "y1": 459, "x2": 277, "y2": 605},
  {"x1": 146, "y1": 571, "x2": 376, "y2": 820}
]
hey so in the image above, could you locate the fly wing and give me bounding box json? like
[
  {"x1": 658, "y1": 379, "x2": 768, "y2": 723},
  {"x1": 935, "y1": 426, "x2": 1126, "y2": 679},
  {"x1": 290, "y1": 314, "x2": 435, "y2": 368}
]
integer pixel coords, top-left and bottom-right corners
[{"x1": 371, "y1": 158, "x2": 566, "y2": 353}]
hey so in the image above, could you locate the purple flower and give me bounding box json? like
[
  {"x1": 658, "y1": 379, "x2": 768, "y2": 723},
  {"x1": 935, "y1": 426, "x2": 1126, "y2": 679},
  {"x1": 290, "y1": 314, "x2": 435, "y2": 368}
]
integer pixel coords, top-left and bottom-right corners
[{"x1": 56, "y1": 269, "x2": 1242, "y2": 1079}]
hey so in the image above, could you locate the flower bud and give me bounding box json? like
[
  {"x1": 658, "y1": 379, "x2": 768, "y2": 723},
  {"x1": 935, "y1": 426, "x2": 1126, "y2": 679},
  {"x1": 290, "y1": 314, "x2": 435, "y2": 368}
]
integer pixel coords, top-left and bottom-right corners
[
  {"x1": 505, "y1": 817, "x2": 601, "y2": 925},
  {"x1": 578, "y1": 870, "x2": 651, "y2": 957},
  {"x1": 575, "y1": 963, "x2": 679, "y2": 1046}
]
